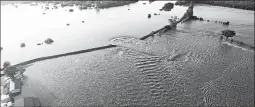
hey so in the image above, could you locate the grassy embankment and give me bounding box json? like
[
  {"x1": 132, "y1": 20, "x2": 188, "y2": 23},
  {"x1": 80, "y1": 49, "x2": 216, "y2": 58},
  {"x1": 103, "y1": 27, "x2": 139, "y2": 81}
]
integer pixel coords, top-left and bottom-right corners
[{"x1": 175, "y1": 0, "x2": 254, "y2": 11}]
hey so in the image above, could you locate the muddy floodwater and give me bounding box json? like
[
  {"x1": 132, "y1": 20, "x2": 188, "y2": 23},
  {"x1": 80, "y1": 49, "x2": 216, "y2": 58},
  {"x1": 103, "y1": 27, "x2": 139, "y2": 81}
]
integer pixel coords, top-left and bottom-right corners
[{"x1": 1, "y1": 1, "x2": 254, "y2": 107}]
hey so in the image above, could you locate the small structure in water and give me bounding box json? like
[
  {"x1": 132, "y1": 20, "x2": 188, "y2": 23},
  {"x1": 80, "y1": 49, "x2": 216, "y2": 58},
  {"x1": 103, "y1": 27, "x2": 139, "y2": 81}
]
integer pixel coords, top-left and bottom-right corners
[
  {"x1": 44, "y1": 38, "x2": 54, "y2": 44},
  {"x1": 148, "y1": 14, "x2": 151, "y2": 18},
  {"x1": 221, "y1": 30, "x2": 236, "y2": 40},
  {"x1": 20, "y1": 43, "x2": 25, "y2": 48}
]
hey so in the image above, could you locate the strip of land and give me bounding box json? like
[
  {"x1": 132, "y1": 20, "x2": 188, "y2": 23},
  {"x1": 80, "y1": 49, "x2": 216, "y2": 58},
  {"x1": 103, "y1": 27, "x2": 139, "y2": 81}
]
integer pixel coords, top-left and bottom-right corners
[{"x1": 175, "y1": 0, "x2": 254, "y2": 11}]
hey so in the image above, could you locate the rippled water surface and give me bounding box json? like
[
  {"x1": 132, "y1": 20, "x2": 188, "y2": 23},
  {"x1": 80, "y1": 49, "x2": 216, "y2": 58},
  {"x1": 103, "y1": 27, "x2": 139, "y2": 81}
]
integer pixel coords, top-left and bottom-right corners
[
  {"x1": 1, "y1": 1, "x2": 254, "y2": 106},
  {"x1": 18, "y1": 30, "x2": 254, "y2": 106}
]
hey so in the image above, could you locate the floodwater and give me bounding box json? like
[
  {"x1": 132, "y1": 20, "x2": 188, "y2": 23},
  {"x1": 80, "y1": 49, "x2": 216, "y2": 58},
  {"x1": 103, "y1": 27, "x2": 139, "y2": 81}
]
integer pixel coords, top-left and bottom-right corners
[
  {"x1": 1, "y1": 1, "x2": 253, "y2": 65},
  {"x1": 1, "y1": 1, "x2": 254, "y2": 106}
]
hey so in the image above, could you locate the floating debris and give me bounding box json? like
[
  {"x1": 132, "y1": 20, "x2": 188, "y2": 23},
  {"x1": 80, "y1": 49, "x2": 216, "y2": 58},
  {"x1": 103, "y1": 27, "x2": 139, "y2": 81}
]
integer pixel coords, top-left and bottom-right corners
[
  {"x1": 199, "y1": 17, "x2": 204, "y2": 21},
  {"x1": 143, "y1": 3, "x2": 146, "y2": 5},
  {"x1": 20, "y1": 43, "x2": 25, "y2": 48},
  {"x1": 69, "y1": 9, "x2": 74, "y2": 12},
  {"x1": 207, "y1": 20, "x2": 209, "y2": 22},
  {"x1": 43, "y1": 13, "x2": 46, "y2": 15},
  {"x1": 82, "y1": 21, "x2": 84, "y2": 23},
  {"x1": 44, "y1": 38, "x2": 54, "y2": 44},
  {"x1": 37, "y1": 43, "x2": 43, "y2": 45},
  {"x1": 148, "y1": 14, "x2": 151, "y2": 18},
  {"x1": 223, "y1": 21, "x2": 230, "y2": 25},
  {"x1": 128, "y1": 9, "x2": 130, "y2": 10},
  {"x1": 66, "y1": 23, "x2": 70, "y2": 26}
]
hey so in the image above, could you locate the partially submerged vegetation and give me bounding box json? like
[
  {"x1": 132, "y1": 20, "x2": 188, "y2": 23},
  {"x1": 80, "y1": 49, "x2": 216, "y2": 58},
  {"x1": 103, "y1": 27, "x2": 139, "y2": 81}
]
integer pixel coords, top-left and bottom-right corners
[{"x1": 175, "y1": 0, "x2": 254, "y2": 11}]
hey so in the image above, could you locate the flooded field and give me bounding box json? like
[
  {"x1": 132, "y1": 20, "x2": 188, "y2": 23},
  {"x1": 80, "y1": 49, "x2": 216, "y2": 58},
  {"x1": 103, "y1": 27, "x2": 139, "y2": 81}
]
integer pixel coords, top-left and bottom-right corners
[{"x1": 1, "y1": 1, "x2": 254, "y2": 106}]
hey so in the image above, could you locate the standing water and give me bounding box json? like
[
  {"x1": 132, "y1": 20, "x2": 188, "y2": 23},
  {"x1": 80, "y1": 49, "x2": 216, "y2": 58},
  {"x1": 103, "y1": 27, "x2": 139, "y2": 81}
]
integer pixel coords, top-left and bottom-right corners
[{"x1": 1, "y1": 1, "x2": 254, "y2": 106}]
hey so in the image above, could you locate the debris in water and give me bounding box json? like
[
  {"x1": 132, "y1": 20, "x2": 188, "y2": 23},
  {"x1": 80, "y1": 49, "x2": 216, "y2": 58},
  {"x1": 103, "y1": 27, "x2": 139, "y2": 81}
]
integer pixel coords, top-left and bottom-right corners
[
  {"x1": 148, "y1": 14, "x2": 151, "y2": 18},
  {"x1": 37, "y1": 43, "x2": 43, "y2": 45},
  {"x1": 69, "y1": 9, "x2": 74, "y2": 12},
  {"x1": 223, "y1": 21, "x2": 230, "y2": 25},
  {"x1": 66, "y1": 23, "x2": 70, "y2": 26},
  {"x1": 20, "y1": 43, "x2": 25, "y2": 48},
  {"x1": 128, "y1": 9, "x2": 130, "y2": 10},
  {"x1": 44, "y1": 38, "x2": 54, "y2": 44},
  {"x1": 143, "y1": 3, "x2": 146, "y2": 5},
  {"x1": 82, "y1": 21, "x2": 84, "y2": 23}
]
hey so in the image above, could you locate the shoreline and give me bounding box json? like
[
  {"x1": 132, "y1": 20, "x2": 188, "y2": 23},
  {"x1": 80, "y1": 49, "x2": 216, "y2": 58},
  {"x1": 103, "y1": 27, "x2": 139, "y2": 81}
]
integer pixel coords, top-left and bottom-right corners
[
  {"x1": 175, "y1": 0, "x2": 254, "y2": 11},
  {"x1": 197, "y1": 1, "x2": 254, "y2": 11},
  {"x1": 0, "y1": 1, "x2": 138, "y2": 10}
]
